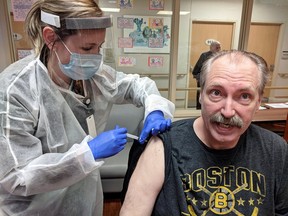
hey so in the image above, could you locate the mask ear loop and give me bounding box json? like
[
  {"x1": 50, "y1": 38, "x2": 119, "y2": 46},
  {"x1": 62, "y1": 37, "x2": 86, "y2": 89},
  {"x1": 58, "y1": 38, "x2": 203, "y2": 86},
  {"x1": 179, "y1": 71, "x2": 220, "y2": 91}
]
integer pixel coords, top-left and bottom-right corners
[
  {"x1": 59, "y1": 39, "x2": 73, "y2": 55},
  {"x1": 51, "y1": 36, "x2": 73, "y2": 89},
  {"x1": 54, "y1": 50, "x2": 62, "y2": 63},
  {"x1": 54, "y1": 36, "x2": 72, "y2": 65}
]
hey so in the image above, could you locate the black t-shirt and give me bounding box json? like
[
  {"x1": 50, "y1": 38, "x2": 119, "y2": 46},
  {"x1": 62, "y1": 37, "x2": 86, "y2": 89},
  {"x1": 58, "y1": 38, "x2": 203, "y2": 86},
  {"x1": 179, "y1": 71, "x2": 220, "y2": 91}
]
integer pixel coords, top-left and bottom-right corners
[
  {"x1": 154, "y1": 118, "x2": 288, "y2": 215},
  {"x1": 123, "y1": 118, "x2": 288, "y2": 215}
]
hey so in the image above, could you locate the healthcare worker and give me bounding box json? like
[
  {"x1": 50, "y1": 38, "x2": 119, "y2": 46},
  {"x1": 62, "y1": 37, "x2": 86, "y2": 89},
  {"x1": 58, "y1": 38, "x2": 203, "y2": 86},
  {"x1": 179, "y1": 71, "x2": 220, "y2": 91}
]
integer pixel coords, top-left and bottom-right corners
[{"x1": 0, "y1": 0, "x2": 174, "y2": 215}]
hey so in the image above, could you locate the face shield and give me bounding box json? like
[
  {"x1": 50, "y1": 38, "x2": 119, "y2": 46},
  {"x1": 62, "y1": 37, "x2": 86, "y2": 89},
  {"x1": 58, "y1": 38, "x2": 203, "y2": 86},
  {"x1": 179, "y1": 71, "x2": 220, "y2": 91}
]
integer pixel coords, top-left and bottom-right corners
[{"x1": 41, "y1": 10, "x2": 116, "y2": 85}]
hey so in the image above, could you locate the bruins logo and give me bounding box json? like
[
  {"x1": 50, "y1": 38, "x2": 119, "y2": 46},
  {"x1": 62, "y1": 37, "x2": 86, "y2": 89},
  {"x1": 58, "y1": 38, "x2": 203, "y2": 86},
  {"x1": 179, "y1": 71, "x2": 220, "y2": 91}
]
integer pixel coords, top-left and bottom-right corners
[{"x1": 209, "y1": 186, "x2": 235, "y2": 215}]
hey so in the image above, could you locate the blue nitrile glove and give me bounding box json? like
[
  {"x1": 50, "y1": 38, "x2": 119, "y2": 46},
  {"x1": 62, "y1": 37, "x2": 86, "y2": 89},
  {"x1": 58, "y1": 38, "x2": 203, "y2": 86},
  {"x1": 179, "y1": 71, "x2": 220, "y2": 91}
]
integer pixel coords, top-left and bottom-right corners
[
  {"x1": 88, "y1": 125, "x2": 127, "y2": 159},
  {"x1": 139, "y1": 110, "x2": 171, "y2": 144}
]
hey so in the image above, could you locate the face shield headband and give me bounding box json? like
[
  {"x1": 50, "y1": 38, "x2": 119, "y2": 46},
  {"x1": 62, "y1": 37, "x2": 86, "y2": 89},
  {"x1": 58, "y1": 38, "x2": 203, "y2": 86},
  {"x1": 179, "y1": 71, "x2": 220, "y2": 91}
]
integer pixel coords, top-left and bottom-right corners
[{"x1": 40, "y1": 10, "x2": 112, "y2": 29}]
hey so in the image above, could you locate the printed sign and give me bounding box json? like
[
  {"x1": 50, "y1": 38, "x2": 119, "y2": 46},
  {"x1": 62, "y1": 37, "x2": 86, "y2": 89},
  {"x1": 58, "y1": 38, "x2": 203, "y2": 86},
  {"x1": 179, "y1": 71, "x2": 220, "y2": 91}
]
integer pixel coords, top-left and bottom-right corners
[
  {"x1": 118, "y1": 56, "x2": 136, "y2": 67},
  {"x1": 117, "y1": 17, "x2": 134, "y2": 29},
  {"x1": 118, "y1": 37, "x2": 133, "y2": 48},
  {"x1": 149, "y1": 0, "x2": 164, "y2": 10},
  {"x1": 148, "y1": 56, "x2": 164, "y2": 67},
  {"x1": 119, "y1": 0, "x2": 133, "y2": 9},
  {"x1": 11, "y1": 0, "x2": 36, "y2": 21}
]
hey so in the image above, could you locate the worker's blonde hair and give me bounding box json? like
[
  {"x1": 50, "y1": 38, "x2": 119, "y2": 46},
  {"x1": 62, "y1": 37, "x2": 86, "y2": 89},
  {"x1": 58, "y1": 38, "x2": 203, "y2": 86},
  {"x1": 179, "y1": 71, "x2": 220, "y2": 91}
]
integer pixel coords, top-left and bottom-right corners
[{"x1": 25, "y1": 0, "x2": 103, "y2": 56}]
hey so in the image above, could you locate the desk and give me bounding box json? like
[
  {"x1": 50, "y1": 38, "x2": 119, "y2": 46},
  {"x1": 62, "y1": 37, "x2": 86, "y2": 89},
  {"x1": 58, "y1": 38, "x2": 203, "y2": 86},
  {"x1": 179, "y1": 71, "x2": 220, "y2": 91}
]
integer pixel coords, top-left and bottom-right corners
[
  {"x1": 253, "y1": 108, "x2": 288, "y2": 122},
  {"x1": 252, "y1": 108, "x2": 288, "y2": 139}
]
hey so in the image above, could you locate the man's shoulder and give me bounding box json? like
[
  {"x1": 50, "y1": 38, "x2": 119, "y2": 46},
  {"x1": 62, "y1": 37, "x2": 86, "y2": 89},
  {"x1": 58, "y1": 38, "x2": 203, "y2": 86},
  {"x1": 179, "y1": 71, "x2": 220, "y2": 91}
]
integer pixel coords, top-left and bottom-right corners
[
  {"x1": 160, "y1": 118, "x2": 195, "y2": 141},
  {"x1": 171, "y1": 118, "x2": 193, "y2": 129}
]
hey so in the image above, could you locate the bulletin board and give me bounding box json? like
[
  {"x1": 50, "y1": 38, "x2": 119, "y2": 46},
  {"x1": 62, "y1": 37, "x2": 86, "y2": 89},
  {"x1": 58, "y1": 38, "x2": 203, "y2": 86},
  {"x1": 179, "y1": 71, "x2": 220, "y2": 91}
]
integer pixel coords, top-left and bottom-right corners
[{"x1": 122, "y1": 15, "x2": 171, "y2": 53}]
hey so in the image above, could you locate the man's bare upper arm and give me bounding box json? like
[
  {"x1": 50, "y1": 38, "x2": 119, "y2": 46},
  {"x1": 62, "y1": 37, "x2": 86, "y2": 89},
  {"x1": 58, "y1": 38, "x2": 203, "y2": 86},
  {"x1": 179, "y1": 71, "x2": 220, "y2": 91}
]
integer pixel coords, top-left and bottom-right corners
[{"x1": 120, "y1": 136, "x2": 165, "y2": 216}]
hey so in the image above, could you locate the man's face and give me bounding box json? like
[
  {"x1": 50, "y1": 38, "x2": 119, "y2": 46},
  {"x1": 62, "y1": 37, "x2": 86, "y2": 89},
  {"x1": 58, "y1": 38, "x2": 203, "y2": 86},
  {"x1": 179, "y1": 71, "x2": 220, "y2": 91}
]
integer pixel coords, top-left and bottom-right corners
[{"x1": 200, "y1": 55, "x2": 261, "y2": 146}]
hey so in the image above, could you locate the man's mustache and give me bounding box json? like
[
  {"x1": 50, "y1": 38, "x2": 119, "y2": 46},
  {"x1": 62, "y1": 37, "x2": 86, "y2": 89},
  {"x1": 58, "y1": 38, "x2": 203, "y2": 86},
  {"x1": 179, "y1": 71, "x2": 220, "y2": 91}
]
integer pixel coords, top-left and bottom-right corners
[{"x1": 210, "y1": 113, "x2": 243, "y2": 128}]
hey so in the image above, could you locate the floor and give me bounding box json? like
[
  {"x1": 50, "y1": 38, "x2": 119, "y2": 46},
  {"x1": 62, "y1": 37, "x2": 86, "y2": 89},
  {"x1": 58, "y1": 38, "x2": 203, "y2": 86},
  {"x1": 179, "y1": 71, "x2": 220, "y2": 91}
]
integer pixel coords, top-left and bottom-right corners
[{"x1": 103, "y1": 193, "x2": 122, "y2": 216}]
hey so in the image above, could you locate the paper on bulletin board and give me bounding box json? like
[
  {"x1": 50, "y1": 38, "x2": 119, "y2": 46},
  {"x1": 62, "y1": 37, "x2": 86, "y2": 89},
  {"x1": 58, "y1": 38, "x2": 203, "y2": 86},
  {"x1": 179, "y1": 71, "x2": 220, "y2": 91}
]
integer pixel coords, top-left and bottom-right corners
[
  {"x1": 119, "y1": 0, "x2": 134, "y2": 9},
  {"x1": 117, "y1": 17, "x2": 134, "y2": 29},
  {"x1": 148, "y1": 56, "x2": 163, "y2": 67},
  {"x1": 11, "y1": 0, "x2": 37, "y2": 21},
  {"x1": 118, "y1": 56, "x2": 136, "y2": 67},
  {"x1": 118, "y1": 37, "x2": 133, "y2": 48},
  {"x1": 17, "y1": 49, "x2": 33, "y2": 60},
  {"x1": 149, "y1": 0, "x2": 164, "y2": 10}
]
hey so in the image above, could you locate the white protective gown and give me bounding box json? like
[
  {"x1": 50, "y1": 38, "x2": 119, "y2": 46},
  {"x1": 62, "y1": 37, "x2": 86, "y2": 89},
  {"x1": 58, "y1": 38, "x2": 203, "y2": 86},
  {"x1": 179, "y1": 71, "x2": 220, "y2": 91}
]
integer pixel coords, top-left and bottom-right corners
[{"x1": 0, "y1": 54, "x2": 174, "y2": 216}]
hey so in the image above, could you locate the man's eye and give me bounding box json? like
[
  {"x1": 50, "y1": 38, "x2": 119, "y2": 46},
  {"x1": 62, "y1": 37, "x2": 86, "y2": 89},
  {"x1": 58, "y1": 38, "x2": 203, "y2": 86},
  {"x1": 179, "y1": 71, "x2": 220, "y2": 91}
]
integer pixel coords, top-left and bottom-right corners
[
  {"x1": 208, "y1": 89, "x2": 222, "y2": 102},
  {"x1": 211, "y1": 90, "x2": 221, "y2": 96},
  {"x1": 241, "y1": 93, "x2": 250, "y2": 100}
]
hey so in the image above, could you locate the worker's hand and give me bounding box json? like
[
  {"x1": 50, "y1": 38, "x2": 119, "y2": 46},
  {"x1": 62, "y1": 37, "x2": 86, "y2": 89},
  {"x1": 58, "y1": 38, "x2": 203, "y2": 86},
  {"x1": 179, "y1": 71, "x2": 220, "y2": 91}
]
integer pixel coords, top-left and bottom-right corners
[
  {"x1": 88, "y1": 125, "x2": 127, "y2": 159},
  {"x1": 139, "y1": 110, "x2": 171, "y2": 144}
]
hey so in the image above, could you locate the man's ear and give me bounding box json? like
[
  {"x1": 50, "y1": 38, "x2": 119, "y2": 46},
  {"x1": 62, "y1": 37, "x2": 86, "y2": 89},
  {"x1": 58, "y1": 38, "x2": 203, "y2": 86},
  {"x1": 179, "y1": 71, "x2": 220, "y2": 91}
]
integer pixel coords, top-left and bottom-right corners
[
  {"x1": 42, "y1": 26, "x2": 57, "y2": 50},
  {"x1": 255, "y1": 95, "x2": 263, "y2": 113}
]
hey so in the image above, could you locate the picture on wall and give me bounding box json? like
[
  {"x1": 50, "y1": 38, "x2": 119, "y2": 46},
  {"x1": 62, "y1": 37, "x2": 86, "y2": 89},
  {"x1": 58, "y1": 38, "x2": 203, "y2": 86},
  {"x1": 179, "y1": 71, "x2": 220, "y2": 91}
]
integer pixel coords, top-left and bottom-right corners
[
  {"x1": 11, "y1": 0, "x2": 37, "y2": 21},
  {"x1": 118, "y1": 56, "x2": 136, "y2": 67},
  {"x1": 119, "y1": 0, "x2": 133, "y2": 9},
  {"x1": 148, "y1": 56, "x2": 164, "y2": 67},
  {"x1": 17, "y1": 49, "x2": 33, "y2": 60},
  {"x1": 149, "y1": 0, "x2": 164, "y2": 10},
  {"x1": 123, "y1": 15, "x2": 171, "y2": 53}
]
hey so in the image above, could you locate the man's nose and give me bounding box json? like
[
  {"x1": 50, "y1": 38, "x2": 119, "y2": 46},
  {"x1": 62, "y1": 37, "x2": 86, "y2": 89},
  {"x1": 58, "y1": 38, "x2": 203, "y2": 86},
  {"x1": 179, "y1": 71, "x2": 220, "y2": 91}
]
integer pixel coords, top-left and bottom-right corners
[{"x1": 220, "y1": 98, "x2": 235, "y2": 118}]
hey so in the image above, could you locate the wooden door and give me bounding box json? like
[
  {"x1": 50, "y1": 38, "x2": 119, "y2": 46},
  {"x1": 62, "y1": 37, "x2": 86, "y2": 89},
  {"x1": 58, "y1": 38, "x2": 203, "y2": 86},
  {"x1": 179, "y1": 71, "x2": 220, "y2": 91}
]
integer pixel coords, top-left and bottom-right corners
[
  {"x1": 247, "y1": 23, "x2": 281, "y2": 99},
  {"x1": 188, "y1": 21, "x2": 234, "y2": 107}
]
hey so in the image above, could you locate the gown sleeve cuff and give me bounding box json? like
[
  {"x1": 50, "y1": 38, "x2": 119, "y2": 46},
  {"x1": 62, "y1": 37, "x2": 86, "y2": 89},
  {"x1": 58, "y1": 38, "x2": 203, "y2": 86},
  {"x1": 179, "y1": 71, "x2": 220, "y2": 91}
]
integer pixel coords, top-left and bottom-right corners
[{"x1": 144, "y1": 94, "x2": 175, "y2": 120}]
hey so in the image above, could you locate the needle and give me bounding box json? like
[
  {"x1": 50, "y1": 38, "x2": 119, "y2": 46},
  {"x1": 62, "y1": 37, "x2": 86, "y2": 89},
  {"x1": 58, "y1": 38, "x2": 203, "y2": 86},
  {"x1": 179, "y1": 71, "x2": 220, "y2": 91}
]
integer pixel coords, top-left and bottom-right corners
[{"x1": 127, "y1": 133, "x2": 139, "y2": 140}]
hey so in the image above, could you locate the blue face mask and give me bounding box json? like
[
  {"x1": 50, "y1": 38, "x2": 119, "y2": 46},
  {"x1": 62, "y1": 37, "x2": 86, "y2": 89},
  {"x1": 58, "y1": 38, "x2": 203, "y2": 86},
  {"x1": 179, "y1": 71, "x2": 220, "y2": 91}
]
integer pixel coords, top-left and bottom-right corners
[{"x1": 56, "y1": 41, "x2": 103, "y2": 80}]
